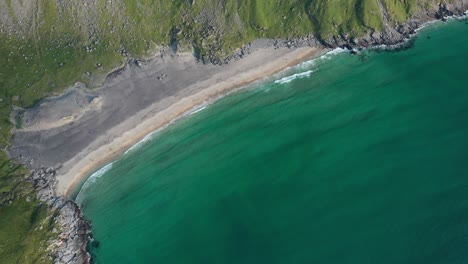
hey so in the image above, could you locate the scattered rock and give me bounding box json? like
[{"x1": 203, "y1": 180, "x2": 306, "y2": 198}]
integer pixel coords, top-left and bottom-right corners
[
  {"x1": 134, "y1": 60, "x2": 142, "y2": 67},
  {"x1": 26, "y1": 167, "x2": 92, "y2": 264}
]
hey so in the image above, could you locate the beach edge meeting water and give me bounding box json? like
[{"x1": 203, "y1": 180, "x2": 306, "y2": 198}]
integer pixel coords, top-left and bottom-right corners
[
  {"x1": 11, "y1": 13, "x2": 468, "y2": 201},
  {"x1": 77, "y1": 19, "x2": 468, "y2": 263},
  {"x1": 5, "y1": 5, "x2": 468, "y2": 263},
  {"x1": 11, "y1": 46, "x2": 324, "y2": 198}
]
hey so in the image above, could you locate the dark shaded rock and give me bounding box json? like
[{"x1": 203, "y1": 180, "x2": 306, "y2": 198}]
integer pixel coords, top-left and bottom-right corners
[{"x1": 26, "y1": 167, "x2": 91, "y2": 264}]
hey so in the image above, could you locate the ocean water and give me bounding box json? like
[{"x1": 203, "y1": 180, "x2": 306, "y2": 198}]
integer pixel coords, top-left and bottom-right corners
[{"x1": 77, "y1": 19, "x2": 468, "y2": 264}]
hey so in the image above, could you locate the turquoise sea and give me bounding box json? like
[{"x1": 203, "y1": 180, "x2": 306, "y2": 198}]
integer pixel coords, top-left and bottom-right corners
[{"x1": 77, "y1": 19, "x2": 468, "y2": 263}]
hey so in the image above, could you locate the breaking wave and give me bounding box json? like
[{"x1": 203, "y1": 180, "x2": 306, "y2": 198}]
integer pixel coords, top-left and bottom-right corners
[
  {"x1": 75, "y1": 162, "x2": 114, "y2": 204},
  {"x1": 274, "y1": 70, "x2": 314, "y2": 84}
]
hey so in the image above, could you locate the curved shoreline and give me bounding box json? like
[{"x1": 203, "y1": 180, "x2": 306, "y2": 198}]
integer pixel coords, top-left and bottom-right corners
[
  {"x1": 67, "y1": 14, "x2": 468, "y2": 200},
  {"x1": 6, "y1": 11, "x2": 466, "y2": 264},
  {"x1": 59, "y1": 47, "x2": 324, "y2": 198},
  {"x1": 10, "y1": 9, "x2": 467, "y2": 201}
]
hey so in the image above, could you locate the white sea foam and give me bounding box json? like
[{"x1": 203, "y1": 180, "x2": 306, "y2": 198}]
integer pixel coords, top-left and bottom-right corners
[
  {"x1": 328, "y1": 47, "x2": 347, "y2": 55},
  {"x1": 189, "y1": 105, "x2": 207, "y2": 116},
  {"x1": 274, "y1": 70, "x2": 314, "y2": 84},
  {"x1": 297, "y1": 58, "x2": 316, "y2": 69},
  {"x1": 125, "y1": 101, "x2": 210, "y2": 155},
  {"x1": 124, "y1": 130, "x2": 158, "y2": 155},
  {"x1": 75, "y1": 162, "x2": 114, "y2": 204},
  {"x1": 415, "y1": 19, "x2": 440, "y2": 33},
  {"x1": 321, "y1": 48, "x2": 348, "y2": 60},
  {"x1": 76, "y1": 101, "x2": 209, "y2": 202}
]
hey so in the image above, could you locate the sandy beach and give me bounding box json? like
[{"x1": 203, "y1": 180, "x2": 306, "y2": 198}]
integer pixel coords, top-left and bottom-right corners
[{"x1": 9, "y1": 45, "x2": 323, "y2": 198}]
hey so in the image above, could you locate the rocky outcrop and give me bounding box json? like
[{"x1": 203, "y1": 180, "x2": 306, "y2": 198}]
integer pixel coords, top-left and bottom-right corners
[
  {"x1": 27, "y1": 167, "x2": 91, "y2": 264},
  {"x1": 214, "y1": 1, "x2": 468, "y2": 65},
  {"x1": 50, "y1": 200, "x2": 92, "y2": 264},
  {"x1": 8, "y1": 2, "x2": 468, "y2": 263},
  {"x1": 321, "y1": 1, "x2": 468, "y2": 48}
]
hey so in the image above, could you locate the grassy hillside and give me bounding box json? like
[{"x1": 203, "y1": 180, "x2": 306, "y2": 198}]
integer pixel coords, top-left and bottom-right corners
[
  {"x1": 0, "y1": 0, "x2": 434, "y2": 142},
  {"x1": 0, "y1": 0, "x2": 450, "y2": 262},
  {"x1": 0, "y1": 151, "x2": 54, "y2": 264}
]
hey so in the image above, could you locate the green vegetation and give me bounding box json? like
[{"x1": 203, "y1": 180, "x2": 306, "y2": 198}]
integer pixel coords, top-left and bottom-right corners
[
  {"x1": 382, "y1": 0, "x2": 418, "y2": 23},
  {"x1": 0, "y1": 0, "x2": 447, "y2": 262},
  {"x1": 0, "y1": 198, "x2": 53, "y2": 264},
  {"x1": 0, "y1": 0, "x2": 439, "y2": 146},
  {"x1": 0, "y1": 0, "x2": 436, "y2": 138},
  {"x1": 0, "y1": 152, "x2": 55, "y2": 263}
]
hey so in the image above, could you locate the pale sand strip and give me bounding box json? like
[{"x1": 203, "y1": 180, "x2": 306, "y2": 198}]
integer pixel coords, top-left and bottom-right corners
[{"x1": 58, "y1": 47, "x2": 322, "y2": 198}]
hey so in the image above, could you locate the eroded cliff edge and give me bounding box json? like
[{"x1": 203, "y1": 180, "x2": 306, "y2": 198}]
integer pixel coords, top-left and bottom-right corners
[{"x1": 2, "y1": 1, "x2": 468, "y2": 263}]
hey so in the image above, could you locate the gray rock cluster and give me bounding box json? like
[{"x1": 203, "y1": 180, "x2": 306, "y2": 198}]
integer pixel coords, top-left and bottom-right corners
[
  {"x1": 224, "y1": 37, "x2": 322, "y2": 64},
  {"x1": 49, "y1": 200, "x2": 92, "y2": 264},
  {"x1": 29, "y1": 167, "x2": 57, "y2": 205},
  {"x1": 205, "y1": 1, "x2": 468, "y2": 65},
  {"x1": 27, "y1": 168, "x2": 92, "y2": 264},
  {"x1": 321, "y1": 2, "x2": 468, "y2": 49},
  {"x1": 9, "y1": 2, "x2": 467, "y2": 263}
]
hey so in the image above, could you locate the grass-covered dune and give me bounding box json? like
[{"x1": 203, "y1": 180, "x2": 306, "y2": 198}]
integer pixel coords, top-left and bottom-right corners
[{"x1": 0, "y1": 0, "x2": 465, "y2": 263}]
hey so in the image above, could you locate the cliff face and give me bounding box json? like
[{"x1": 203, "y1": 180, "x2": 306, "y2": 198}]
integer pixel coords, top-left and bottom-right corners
[
  {"x1": 0, "y1": 1, "x2": 467, "y2": 264},
  {"x1": 1, "y1": 0, "x2": 467, "y2": 58},
  {"x1": 323, "y1": 0, "x2": 468, "y2": 47},
  {"x1": 27, "y1": 167, "x2": 92, "y2": 264},
  {"x1": 1, "y1": 0, "x2": 467, "y2": 108}
]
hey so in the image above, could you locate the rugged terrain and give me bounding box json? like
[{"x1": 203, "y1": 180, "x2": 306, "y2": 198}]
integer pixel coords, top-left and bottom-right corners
[{"x1": 0, "y1": 0, "x2": 467, "y2": 263}]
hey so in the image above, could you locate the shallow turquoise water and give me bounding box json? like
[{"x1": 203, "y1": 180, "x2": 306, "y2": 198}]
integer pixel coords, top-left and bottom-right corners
[{"x1": 77, "y1": 20, "x2": 468, "y2": 264}]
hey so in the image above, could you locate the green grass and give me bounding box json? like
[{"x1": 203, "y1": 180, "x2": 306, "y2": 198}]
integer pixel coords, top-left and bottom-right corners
[
  {"x1": 0, "y1": 152, "x2": 29, "y2": 203},
  {"x1": 0, "y1": 0, "x2": 429, "y2": 124},
  {"x1": 0, "y1": 151, "x2": 55, "y2": 264},
  {"x1": 382, "y1": 0, "x2": 417, "y2": 23},
  {"x1": 0, "y1": 0, "x2": 441, "y2": 262},
  {"x1": 0, "y1": 198, "x2": 54, "y2": 264},
  {"x1": 309, "y1": 0, "x2": 380, "y2": 37}
]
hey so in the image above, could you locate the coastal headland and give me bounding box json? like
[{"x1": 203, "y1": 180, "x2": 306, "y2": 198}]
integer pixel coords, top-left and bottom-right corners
[{"x1": 2, "y1": 0, "x2": 467, "y2": 262}]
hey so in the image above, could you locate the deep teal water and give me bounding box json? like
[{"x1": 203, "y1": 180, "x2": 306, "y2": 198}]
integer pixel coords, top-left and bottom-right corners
[{"x1": 77, "y1": 20, "x2": 468, "y2": 264}]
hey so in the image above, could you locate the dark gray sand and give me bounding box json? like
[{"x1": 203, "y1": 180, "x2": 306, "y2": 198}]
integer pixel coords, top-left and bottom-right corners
[{"x1": 9, "y1": 46, "x2": 322, "y2": 196}]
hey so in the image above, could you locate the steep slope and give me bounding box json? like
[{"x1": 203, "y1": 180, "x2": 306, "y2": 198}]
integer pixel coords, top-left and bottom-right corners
[
  {"x1": 1, "y1": 1, "x2": 467, "y2": 118},
  {"x1": 0, "y1": 1, "x2": 467, "y2": 263}
]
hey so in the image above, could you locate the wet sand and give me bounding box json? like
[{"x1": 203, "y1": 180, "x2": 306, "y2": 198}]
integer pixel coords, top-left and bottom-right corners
[{"x1": 9, "y1": 46, "x2": 323, "y2": 198}]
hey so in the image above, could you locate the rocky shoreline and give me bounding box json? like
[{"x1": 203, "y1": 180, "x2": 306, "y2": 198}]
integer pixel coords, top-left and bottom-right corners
[
  {"x1": 321, "y1": 2, "x2": 467, "y2": 48},
  {"x1": 27, "y1": 167, "x2": 91, "y2": 264},
  {"x1": 210, "y1": 2, "x2": 468, "y2": 65},
  {"x1": 21, "y1": 3, "x2": 467, "y2": 263}
]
